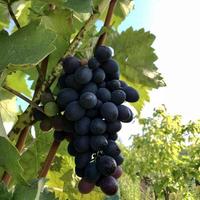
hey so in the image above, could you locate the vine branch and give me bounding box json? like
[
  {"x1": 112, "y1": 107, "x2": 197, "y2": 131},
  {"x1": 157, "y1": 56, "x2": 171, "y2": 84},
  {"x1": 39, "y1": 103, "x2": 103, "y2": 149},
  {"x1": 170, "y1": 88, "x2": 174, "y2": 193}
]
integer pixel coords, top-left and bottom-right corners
[
  {"x1": 96, "y1": 0, "x2": 117, "y2": 46},
  {"x1": 7, "y1": 0, "x2": 21, "y2": 29},
  {"x1": 38, "y1": 140, "x2": 60, "y2": 178}
]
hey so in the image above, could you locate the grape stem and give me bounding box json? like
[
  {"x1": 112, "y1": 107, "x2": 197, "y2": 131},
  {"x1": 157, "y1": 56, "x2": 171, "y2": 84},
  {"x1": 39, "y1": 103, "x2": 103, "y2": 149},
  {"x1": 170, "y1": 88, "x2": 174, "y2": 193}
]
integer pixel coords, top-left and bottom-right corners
[
  {"x1": 2, "y1": 84, "x2": 44, "y2": 113},
  {"x1": 96, "y1": 0, "x2": 117, "y2": 46},
  {"x1": 6, "y1": 0, "x2": 21, "y2": 29},
  {"x1": 38, "y1": 140, "x2": 60, "y2": 178},
  {"x1": 1, "y1": 127, "x2": 30, "y2": 185}
]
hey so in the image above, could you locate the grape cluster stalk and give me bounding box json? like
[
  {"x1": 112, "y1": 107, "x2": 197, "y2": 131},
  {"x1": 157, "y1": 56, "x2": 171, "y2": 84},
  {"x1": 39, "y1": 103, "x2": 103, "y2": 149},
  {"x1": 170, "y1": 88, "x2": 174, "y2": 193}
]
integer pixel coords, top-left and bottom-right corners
[{"x1": 34, "y1": 46, "x2": 139, "y2": 196}]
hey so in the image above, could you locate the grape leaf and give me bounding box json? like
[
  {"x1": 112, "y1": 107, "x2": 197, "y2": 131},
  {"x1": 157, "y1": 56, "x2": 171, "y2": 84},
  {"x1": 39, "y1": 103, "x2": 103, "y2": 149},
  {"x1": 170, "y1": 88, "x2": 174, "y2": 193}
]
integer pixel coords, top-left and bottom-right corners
[
  {"x1": 107, "y1": 28, "x2": 166, "y2": 113},
  {"x1": 0, "y1": 3, "x2": 9, "y2": 31},
  {"x1": 6, "y1": 71, "x2": 32, "y2": 98},
  {"x1": 0, "y1": 136, "x2": 25, "y2": 183},
  {"x1": 0, "y1": 183, "x2": 12, "y2": 200},
  {"x1": 64, "y1": 0, "x2": 92, "y2": 13},
  {"x1": 0, "y1": 21, "x2": 56, "y2": 72},
  {"x1": 0, "y1": 113, "x2": 7, "y2": 137}
]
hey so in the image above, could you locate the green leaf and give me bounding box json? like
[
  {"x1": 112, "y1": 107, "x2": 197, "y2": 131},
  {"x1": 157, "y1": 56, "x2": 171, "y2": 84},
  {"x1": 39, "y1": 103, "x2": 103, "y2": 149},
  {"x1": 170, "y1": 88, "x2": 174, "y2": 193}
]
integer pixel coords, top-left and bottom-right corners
[
  {"x1": 0, "y1": 136, "x2": 25, "y2": 183},
  {"x1": 65, "y1": 0, "x2": 92, "y2": 13},
  {"x1": 0, "y1": 21, "x2": 56, "y2": 72},
  {"x1": 6, "y1": 71, "x2": 32, "y2": 98},
  {"x1": 0, "y1": 113, "x2": 7, "y2": 137},
  {"x1": 0, "y1": 3, "x2": 9, "y2": 31},
  {"x1": 13, "y1": 179, "x2": 58, "y2": 200},
  {"x1": 107, "y1": 28, "x2": 166, "y2": 113},
  {"x1": 0, "y1": 183, "x2": 12, "y2": 200}
]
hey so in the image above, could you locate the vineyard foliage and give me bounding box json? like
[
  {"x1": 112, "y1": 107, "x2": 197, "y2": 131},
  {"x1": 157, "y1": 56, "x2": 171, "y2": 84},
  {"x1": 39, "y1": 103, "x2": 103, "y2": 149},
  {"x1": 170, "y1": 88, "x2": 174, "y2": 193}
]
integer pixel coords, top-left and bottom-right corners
[{"x1": 1, "y1": 0, "x2": 198, "y2": 200}]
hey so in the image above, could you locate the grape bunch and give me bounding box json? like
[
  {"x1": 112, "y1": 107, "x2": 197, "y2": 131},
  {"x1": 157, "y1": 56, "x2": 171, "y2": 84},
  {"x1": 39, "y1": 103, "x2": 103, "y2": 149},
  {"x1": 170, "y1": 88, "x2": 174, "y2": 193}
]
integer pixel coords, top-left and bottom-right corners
[{"x1": 34, "y1": 45, "x2": 139, "y2": 196}]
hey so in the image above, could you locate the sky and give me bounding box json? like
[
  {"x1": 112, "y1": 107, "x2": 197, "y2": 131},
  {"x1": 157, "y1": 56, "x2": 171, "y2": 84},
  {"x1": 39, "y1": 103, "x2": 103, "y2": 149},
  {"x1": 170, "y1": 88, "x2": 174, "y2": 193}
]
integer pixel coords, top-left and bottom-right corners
[{"x1": 118, "y1": 0, "x2": 200, "y2": 145}]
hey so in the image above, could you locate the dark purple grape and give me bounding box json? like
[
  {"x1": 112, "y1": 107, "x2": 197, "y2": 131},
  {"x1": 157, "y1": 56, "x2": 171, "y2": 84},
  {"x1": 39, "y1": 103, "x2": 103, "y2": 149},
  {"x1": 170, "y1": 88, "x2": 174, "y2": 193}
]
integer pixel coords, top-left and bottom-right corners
[
  {"x1": 97, "y1": 155, "x2": 117, "y2": 176},
  {"x1": 33, "y1": 108, "x2": 46, "y2": 121},
  {"x1": 88, "y1": 57, "x2": 100, "y2": 70},
  {"x1": 107, "y1": 121, "x2": 122, "y2": 134},
  {"x1": 94, "y1": 46, "x2": 112, "y2": 63},
  {"x1": 54, "y1": 131, "x2": 66, "y2": 142},
  {"x1": 90, "y1": 118, "x2": 106, "y2": 135},
  {"x1": 64, "y1": 101, "x2": 85, "y2": 121},
  {"x1": 79, "y1": 92, "x2": 97, "y2": 109},
  {"x1": 96, "y1": 88, "x2": 111, "y2": 103},
  {"x1": 123, "y1": 86, "x2": 139, "y2": 102},
  {"x1": 119, "y1": 80, "x2": 127, "y2": 88},
  {"x1": 90, "y1": 136, "x2": 108, "y2": 152},
  {"x1": 106, "y1": 80, "x2": 121, "y2": 91},
  {"x1": 73, "y1": 136, "x2": 90, "y2": 153},
  {"x1": 75, "y1": 152, "x2": 91, "y2": 169},
  {"x1": 74, "y1": 66, "x2": 92, "y2": 84},
  {"x1": 103, "y1": 140, "x2": 121, "y2": 157},
  {"x1": 67, "y1": 142, "x2": 77, "y2": 156},
  {"x1": 84, "y1": 162, "x2": 100, "y2": 183},
  {"x1": 52, "y1": 116, "x2": 65, "y2": 131},
  {"x1": 75, "y1": 167, "x2": 85, "y2": 177},
  {"x1": 40, "y1": 118, "x2": 52, "y2": 132},
  {"x1": 101, "y1": 102, "x2": 118, "y2": 122},
  {"x1": 41, "y1": 92, "x2": 54, "y2": 105},
  {"x1": 111, "y1": 90, "x2": 126, "y2": 105},
  {"x1": 113, "y1": 154, "x2": 124, "y2": 166},
  {"x1": 81, "y1": 82, "x2": 98, "y2": 94},
  {"x1": 78, "y1": 178, "x2": 95, "y2": 194},
  {"x1": 74, "y1": 117, "x2": 90, "y2": 135},
  {"x1": 101, "y1": 59, "x2": 119, "y2": 75},
  {"x1": 118, "y1": 105, "x2": 133, "y2": 122},
  {"x1": 108, "y1": 133, "x2": 118, "y2": 141},
  {"x1": 92, "y1": 68, "x2": 106, "y2": 84},
  {"x1": 58, "y1": 74, "x2": 66, "y2": 89},
  {"x1": 112, "y1": 166, "x2": 123, "y2": 179},
  {"x1": 99, "y1": 176, "x2": 118, "y2": 196},
  {"x1": 65, "y1": 74, "x2": 82, "y2": 91},
  {"x1": 62, "y1": 56, "x2": 80, "y2": 74},
  {"x1": 56, "y1": 88, "x2": 79, "y2": 110}
]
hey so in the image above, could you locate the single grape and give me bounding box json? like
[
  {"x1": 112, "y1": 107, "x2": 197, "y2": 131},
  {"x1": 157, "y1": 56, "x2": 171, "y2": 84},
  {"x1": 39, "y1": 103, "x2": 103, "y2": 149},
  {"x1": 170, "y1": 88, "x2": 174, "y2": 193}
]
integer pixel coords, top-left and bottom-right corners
[
  {"x1": 123, "y1": 86, "x2": 139, "y2": 102},
  {"x1": 90, "y1": 118, "x2": 106, "y2": 135},
  {"x1": 99, "y1": 176, "x2": 118, "y2": 196},
  {"x1": 81, "y1": 82, "x2": 98, "y2": 94},
  {"x1": 107, "y1": 121, "x2": 122, "y2": 134},
  {"x1": 100, "y1": 102, "x2": 118, "y2": 122},
  {"x1": 78, "y1": 178, "x2": 95, "y2": 194},
  {"x1": 44, "y1": 101, "x2": 59, "y2": 117},
  {"x1": 58, "y1": 74, "x2": 66, "y2": 89},
  {"x1": 74, "y1": 117, "x2": 91, "y2": 135},
  {"x1": 79, "y1": 92, "x2": 97, "y2": 109},
  {"x1": 88, "y1": 57, "x2": 100, "y2": 70},
  {"x1": 41, "y1": 92, "x2": 54, "y2": 105},
  {"x1": 103, "y1": 140, "x2": 121, "y2": 157},
  {"x1": 73, "y1": 136, "x2": 90, "y2": 153},
  {"x1": 96, "y1": 88, "x2": 111, "y2": 103},
  {"x1": 94, "y1": 46, "x2": 112, "y2": 63},
  {"x1": 65, "y1": 74, "x2": 82, "y2": 91},
  {"x1": 118, "y1": 105, "x2": 133, "y2": 122},
  {"x1": 62, "y1": 56, "x2": 80, "y2": 74},
  {"x1": 119, "y1": 80, "x2": 127, "y2": 88},
  {"x1": 74, "y1": 66, "x2": 92, "y2": 84},
  {"x1": 67, "y1": 142, "x2": 77, "y2": 156},
  {"x1": 56, "y1": 88, "x2": 79, "y2": 110},
  {"x1": 106, "y1": 80, "x2": 121, "y2": 91},
  {"x1": 92, "y1": 68, "x2": 106, "y2": 84},
  {"x1": 101, "y1": 59, "x2": 119, "y2": 75},
  {"x1": 113, "y1": 154, "x2": 124, "y2": 166},
  {"x1": 84, "y1": 162, "x2": 100, "y2": 183},
  {"x1": 64, "y1": 101, "x2": 85, "y2": 121},
  {"x1": 52, "y1": 115, "x2": 65, "y2": 131},
  {"x1": 112, "y1": 166, "x2": 123, "y2": 179},
  {"x1": 40, "y1": 118, "x2": 52, "y2": 132},
  {"x1": 97, "y1": 155, "x2": 117, "y2": 176},
  {"x1": 90, "y1": 136, "x2": 108, "y2": 152},
  {"x1": 111, "y1": 90, "x2": 126, "y2": 105},
  {"x1": 75, "y1": 152, "x2": 92, "y2": 169}
]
